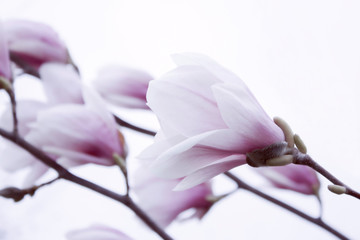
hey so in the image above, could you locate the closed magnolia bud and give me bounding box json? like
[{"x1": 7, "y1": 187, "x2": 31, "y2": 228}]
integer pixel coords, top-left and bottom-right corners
[
  {"x1": 93, "y1": 65, "x2": 152, "y2": 109},
  {"x1": 4, "y1": 19, "x2": 69, "y2": 73}
]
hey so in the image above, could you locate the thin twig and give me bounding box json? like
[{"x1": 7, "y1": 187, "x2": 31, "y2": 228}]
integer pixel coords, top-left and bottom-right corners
[
  {"x1": 6, "y1": 89, "x2": 18, "y2": 135},
  {"x1": 0, "y1": 128, "x2": 173, "y2": 240},
  {"x1": 293, "y1": 150, "x2": 360, "y2": 200},
  {"x1": 113, "y1": 115, "x2": 156, "y2": 136},
  {"x1": 0, "y1": 177, "x2": 59, "y2": 202},
  {"x1": 224, "y1": 172, "x2": 349, "y2": 240}
]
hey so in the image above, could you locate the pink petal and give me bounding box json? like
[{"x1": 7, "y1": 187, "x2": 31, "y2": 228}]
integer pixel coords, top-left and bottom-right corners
[
  {"x1": 66, "y1": 224, "x2": 133, "y2": 240},
  {"x1": 4, "y1": 19, "x2": 68, "y2": 68},
  {"x1": 82, "y1": 87, "x2": 117, "y2": 134},
  {"x1": 39, "y1": 63, "x2": 83, "y2": 104},
  {"x1": 255, "y1": 164, "x2": 320, "y2": 195},
  {"x1": 174, "y1": 155, "x2": 246, "y2": 191},
  {"x1": 93, "y1": 65, "x2": 152, "y2": 109},
  {"x1": 212, "y1": 83, "x2": 284, "y2": 148},
  {"x1": 43, "y1": 146, "x2": 113, "y2": 166},
  {"x1": 0, "y1": 23, "x2": 11, "y2": 80}
]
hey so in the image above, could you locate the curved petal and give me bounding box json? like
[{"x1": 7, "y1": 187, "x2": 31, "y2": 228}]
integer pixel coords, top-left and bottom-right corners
[
  {"x1": 174, "y1": 154, "x2": 246, "y2": 191},
  {"x1": 151, "y1": 130, "x2": 224, "y2": 178},
  {"x1": 66, "y1": 225, "x2": 133, "y2": 240},
  {"x1": 40, "y1": 63, "x2": 83, "y2": 104},
  {"x1": 0, "y1": 23, "x2": 11, "y2": 80},
  {"x1": 147, "y1": 76, "x2": 227, "y2": 137},
  {"x1": 43, "y1": 146, "x2": 114, "y2": 166},
  {"x1": 212, "y1": 83, "x2": 284, "y2": 148},
  {"x1": 82, "y1": 87, "x2": 118, "y2": 135},
  {"x1": 255, "y1": 165, "x2": 320, "y2": 195},
  {"x1": 171, "y1": 53, "x2": 247, "y2": 86}
]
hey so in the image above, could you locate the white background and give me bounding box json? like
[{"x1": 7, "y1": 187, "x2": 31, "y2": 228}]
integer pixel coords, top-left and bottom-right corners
[{"x1": 0, "y1": 0, "x2": 360, "y2": 239}]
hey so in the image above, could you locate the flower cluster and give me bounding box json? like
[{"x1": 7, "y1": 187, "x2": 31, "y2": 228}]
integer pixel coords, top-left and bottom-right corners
[{"x1": 0, "y1": 19, "x2": 323, "y2": 240}]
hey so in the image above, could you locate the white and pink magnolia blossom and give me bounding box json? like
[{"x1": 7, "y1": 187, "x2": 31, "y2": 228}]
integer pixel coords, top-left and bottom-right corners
[
  {"x1": 0, "y1": 89, "x2": 126, "y2": 186},
  {"x1": 0, "y1": 23, "x2": 11, "y2": 81},
  {"x1": 93, "y1": 65, "x2": 152, "y2": 109},
  {"x1": 141, "y1": 53, "x2": 319, "y2": 192},
  {"x1": 3, "y1": 19, "x2": 68, "y2": 72},
  {"x1": 255, "y1": 164, "x2": 320, "y2": 195},
  {"x1": 66, "y1": 225, "x2": 133, "y2": 240},
  {"x1": 132, "y1": 167, "x2": 213, "y2": 228},
  {"x1": 26, "y1": 88, "x2": 126, "y2": 167}
]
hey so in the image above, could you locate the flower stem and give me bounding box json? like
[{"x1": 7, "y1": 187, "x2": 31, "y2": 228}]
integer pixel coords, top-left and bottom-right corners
[
  {"x1": 113, "y1": 114, "x2": 156, "y2": 136},
  {"x1": 293, "y1": 150, "x2": 360, "y2": 200},
  {"x1": 224, "y1": 172, "x2": 349, "y2": 240},
  {"x1": 0, "y1": 128, "x2": 173, "y2": 240},
  {"x1": 6, "y1": 89, "x2": 18, "y2": 135}
]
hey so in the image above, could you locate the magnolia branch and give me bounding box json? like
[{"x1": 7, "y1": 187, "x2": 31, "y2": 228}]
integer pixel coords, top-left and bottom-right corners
[
  {"x1": 113, "y1": 115, "x2": 156, "y2": 136},
  {"x1": 0, "y1": 128, "x2": 173, "y2": 240},
  {"x1": 0, "y1": 177, "x2": 59, "y2": 202},
  {"x1": 224, "y1": 172, "x2": 349, "y2": 240},
  {"x1": 293, "y1": 150, "x2": 360, "y2": 200}
]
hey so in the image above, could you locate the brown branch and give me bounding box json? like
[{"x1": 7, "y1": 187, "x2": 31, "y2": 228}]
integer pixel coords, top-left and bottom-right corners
[
  {"x1": 113, "y1": 115, "x2": 156, "y2": 136},
  {"x1": 224, "y1": 172, "x2": 349, "y2": 240},
  {"x1": 293, "y1": 150, "x2": 360, "y2": 200}
]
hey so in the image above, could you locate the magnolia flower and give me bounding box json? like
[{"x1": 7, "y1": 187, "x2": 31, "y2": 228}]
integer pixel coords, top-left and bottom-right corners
[
  {"x1": 93, "y1": 65, "x2": 152, "y2": 109},
  {"x1": 66, "y1": 225, "x2": 133, "y2": 240},
  {"x1": 3, "y1": 19, "x2": 68, "y2": 73},
  {"x1": 255, "y1": 164, "x2": 320, "y2": 195},
  {"x1": 142, "y1": 53, "x2": 319, "y2": 192},
  {"x1": 26, "y1": 88, "x2": 126, "y2": 167},
  {"x1": 0, "y1": 89, "x2": 126, "y2": 186},
  {"x1": 132, "y1": 167, "x2": 213, "y2": 228},
  {"x1": 0, "y1": 23, "x2": 11, "y2": 81}
]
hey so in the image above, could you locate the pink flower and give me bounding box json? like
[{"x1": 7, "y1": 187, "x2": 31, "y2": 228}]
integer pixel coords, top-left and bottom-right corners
[
  {"x1": 141, "y1": 53, "x2": 285, "y2": 190},
  {"x1": 132, "y1": 167, "x2": 213, "y2": 228},
  {"x1": 254, "y1": 164, "x2": 320, "y2": 195},
  {"x1": 66, "y1": 225, "x2": 133, "y2": 240},
  {"x1": 0, "y1": 23, "x2": 11, "y2": 81},
  {"x1": 0, "y1": 89, "x2": 126, "y2": 186},
  {"x1": 26, "y1": 88, "x2": 126, "y2": 167},
  {"x1": 3, "y1": 19, "x2": 68, "y2": 72},
  {"x1": 93, "y1": 65, "x2": 152, "y2": 109}
]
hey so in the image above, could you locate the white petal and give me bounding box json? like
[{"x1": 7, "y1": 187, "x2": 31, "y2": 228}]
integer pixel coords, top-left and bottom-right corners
[
  {"x1": 174, "y1": 154, "x2": 246, "y2": 190},
  {"x1": 147, "y1": 76, "x2": 227, "y2": 137},
  {"x1": 212, "y1": 83, "x2": 284, "y2": 147},
  {"x1": 151, "y1": 130, "x2": 222, "y2": 178},
  {"x1": 40, "y1": 63, "x2": 83, "y2": 104},
  {"x1": 171, "y1": 53, "x2": 247, "y2": 86}
]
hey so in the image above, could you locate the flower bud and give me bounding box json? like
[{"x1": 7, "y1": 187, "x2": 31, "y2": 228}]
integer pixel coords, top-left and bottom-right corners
[
  {"x1": 328, "y1": 184, "x2": 346, "y2": 195},
  {"x1": 93, "y1": 65, "x2": 152, "y2": 109},
  {"x1": 4, "y1": 19, "x2": 68, "y2": 74}
]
